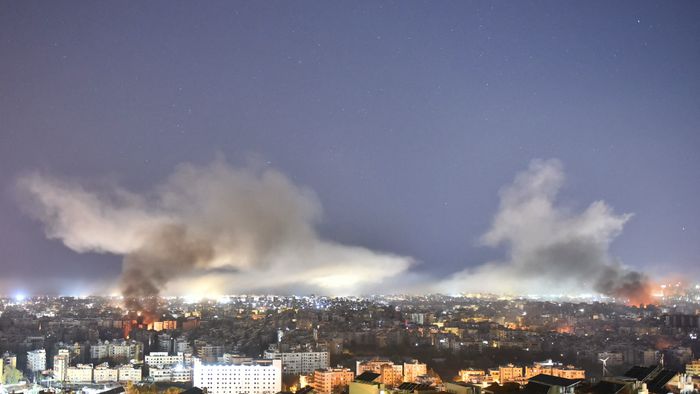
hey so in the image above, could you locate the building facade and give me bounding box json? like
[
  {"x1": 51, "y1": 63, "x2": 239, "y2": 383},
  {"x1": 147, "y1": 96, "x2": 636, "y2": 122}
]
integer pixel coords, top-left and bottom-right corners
[
  {"x1": 66, "y1": 364, "x2": 94, "y2": 383},
  {"x1": 27, "y1": 349, "x2": 46, "y2": 373},
  {"x1": 145, "y1": 352, "x2": 185, "y2": 368},
  {"x1": 403, "y1": 360, "x2": 427, "y2": 383},
  {"x1": 193, "y1": 357, "x2": 282, "y2": 394},
  {"x1": 263, "y1": 349, "x2": 329, "y2": 375},
  {"x1": 53, "y1": 349, "x2": 70, "y2": 381},
  {"x1": 356, "y1": 359, "x2": 404, "y2": 388},
  {"x1": 313, "y1": 367, "x2": 355, "y2": 394}
]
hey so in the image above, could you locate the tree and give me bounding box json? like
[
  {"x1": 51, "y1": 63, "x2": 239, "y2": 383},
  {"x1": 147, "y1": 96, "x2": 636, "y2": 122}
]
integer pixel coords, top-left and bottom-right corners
[{"x1": 2, "y1": 365, "x2": 24, "y2": 384}]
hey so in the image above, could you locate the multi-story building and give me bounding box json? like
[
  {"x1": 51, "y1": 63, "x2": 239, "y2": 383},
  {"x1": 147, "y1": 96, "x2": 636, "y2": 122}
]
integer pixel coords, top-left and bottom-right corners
[
  {"x1": 192, "y1": 357, "x2": 282, "y2": 394},
  {"x1": 53, "y1": 349, "x2": 70, "y2": 381},
  {"x1": 110, "y1": 340, "x2": 143, "y2": 362},
  {"x1": 66, "y1": 364, "x2": 94, "y2": 383},
  {"x1": 497, "y1": 364, "x2": 524, "y2": 383},
  {"x1": 524, "y1": 360, "x2": 585, "y2": 381},
  {"x1": 145, "y1": 352, "x2": 185, "y2": 368},
  {"x1": 197, "y1": 344, "x2": 224, "y2": 363},
  {"x1": 686, "y1": 359, "x2": 700, "y2": 377},
  {"x1": 356, "y1": 359, "x2": 403, "y2": 388},
  {"x1": 90, "y1": 340, "x2": 143, "y2": 363},
  {"x1": 221, "y1": 354, "x2": 252, "y2": 364},
  {"x1": 157, "y1": 334, "x2": 173, "y2": 354},
  {"x1": 458, "y1": 369, "x2": 486, "y2": 383},
  {"x1": 263, "y1": 347, "x2": 329, "y2": 375},
  {"x1": 550, "y1": 366, "x2": 585, "y2": 380},
  {"x1": 3, "y1": 352, "x2": 17, "y2": 369},
  {"x1": 171, "y1": 365, "x2": 193, "y2": 382},
  {"x1": 174, "y1": 337, "x2": 193, "y2": 354},
  {"x1": 403, "y1": 360, "x2": 427, "y2": 383},
  {"x1": 117, "y1": 364, "x2": 143, "y2": 382},
  {"x1": 149, "y1": 367, "x2": 174, "y2": 382},
  {"x1": 90, "y1": 342, "x2": 110, "y2": 361},
  {"x1": 27, "y1": 349, "x2": 46, "y2": 373},
  {"x1": 94, "y1": 363, "x2": 119, "y2": 383},
  {"x1": 149, "y1": 365, "x2": 192, "y2": 382},
  {"x1": 313, "y1": 367, "x2": 354, "y2": 394}
]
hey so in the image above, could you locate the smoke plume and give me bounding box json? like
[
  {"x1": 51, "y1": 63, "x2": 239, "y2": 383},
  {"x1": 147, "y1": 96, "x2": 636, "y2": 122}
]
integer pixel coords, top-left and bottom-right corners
[
  {"x1": 443, "y1": 159, "x2": 652, "y2": 303},
  {"x1": 16, "y1": 159, "x2": 413, "y2": 304}
]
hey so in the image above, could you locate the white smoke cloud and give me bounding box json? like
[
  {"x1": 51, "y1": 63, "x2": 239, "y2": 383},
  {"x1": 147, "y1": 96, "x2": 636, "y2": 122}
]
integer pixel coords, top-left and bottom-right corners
[
  {"x1": 441, "y1": 159, "x2": 649, "y2": 300},
  {"x1": 16, "y1": 157, "x2": 650, "y2": 301},
  {"x1": 17, "y1": 158, "x2": 414, "y2": 297}
]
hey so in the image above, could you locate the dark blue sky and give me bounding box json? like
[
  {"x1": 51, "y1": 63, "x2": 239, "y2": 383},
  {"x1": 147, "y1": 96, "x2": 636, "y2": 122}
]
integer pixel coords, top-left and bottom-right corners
[{"x1": 1, "y1": 1, "x2": 699, "y2": 294}]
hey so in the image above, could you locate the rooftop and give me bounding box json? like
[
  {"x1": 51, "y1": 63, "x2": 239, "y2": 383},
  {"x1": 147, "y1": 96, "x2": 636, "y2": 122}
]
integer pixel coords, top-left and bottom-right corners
[
  {"x1": 528, "y1": 374, "x2": 581, "y2": 387},
  {"x1": 355, "y1": 372, "x2": 381, "y2": 383}
]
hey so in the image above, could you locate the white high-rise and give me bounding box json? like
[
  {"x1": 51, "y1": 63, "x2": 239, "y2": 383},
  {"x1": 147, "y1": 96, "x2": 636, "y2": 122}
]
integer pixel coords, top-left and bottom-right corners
[
  {"x1": 27, "y1": 349, "x2": 46, "y2": 373},
  {"x1": 53, "y1": 349, "x2": 70, "y2": 381},
  {"x1": 263, "y1": 348, "x2": 329, "y2": 375},
  {"x1": 193, "y1": 357, "x2": 282, "y2": 394},
  {"x1": 145, "y1": 352, "x2": 185, "y2": 368}
]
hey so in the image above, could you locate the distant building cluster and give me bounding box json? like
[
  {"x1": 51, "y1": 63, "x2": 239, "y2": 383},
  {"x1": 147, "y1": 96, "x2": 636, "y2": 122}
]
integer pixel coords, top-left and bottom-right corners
[
  {"x1": 1, "y1": 293, "x2": 700, "y2": 394},
  {"x1": 457, "y1": 360, "x2": 585, "y2": 385}
]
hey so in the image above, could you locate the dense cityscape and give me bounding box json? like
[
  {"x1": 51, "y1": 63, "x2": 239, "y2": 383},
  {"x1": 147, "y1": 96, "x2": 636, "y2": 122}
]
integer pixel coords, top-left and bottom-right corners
[
  {"x1": 1, "y1": 285, "x2": 700, "y2": 394},
  {"x1": 2, "y1": 1, "x2": 699, "y2": 394}
]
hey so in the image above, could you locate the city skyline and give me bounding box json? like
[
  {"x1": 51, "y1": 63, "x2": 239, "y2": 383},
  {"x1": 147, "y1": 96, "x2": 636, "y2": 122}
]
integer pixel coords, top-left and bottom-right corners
[{"x1": 1, "y1": 1, "x2": 699, "y2": 297}]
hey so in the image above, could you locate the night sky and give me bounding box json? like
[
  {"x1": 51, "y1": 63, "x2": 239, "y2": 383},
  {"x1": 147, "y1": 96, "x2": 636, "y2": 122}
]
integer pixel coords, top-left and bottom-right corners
[{"x1": 1, "y1": 1, "x2": 699, "y2": 296}]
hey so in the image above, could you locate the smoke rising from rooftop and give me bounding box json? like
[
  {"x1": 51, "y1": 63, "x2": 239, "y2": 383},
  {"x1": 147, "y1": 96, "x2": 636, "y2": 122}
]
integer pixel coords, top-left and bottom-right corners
[
  {"x1": 16, "y1": 159, "x2": 413, "y2": 301},
  {"x1": 443, "y1": 159, "x2": 652, "y2": 303}
]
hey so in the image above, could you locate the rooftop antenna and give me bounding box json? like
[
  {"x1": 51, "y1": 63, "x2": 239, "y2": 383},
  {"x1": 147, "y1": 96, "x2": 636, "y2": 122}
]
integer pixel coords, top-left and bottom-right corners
[{"x1": 599, "y1": 357, "x2": 610, "y2": 377}]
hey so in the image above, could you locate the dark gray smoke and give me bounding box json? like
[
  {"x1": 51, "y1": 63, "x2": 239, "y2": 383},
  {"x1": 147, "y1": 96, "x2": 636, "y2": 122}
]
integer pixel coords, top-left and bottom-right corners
[
  {"x1": 16, "y1": 159, "x2": 413, "y2": 302},
  {"x1": 120, "y1": 224, "x2": 214, "y2": 309},
  {"x1": 594, "y1": 267, "x2": 652, "y2": 304},
  {"x1": 443, "y1": 159, "x2": 652, "y2": 303}
]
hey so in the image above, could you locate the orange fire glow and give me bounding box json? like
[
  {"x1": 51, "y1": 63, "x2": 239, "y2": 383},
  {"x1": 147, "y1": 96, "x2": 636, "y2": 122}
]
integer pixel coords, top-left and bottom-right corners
[
  {"x1": 556, "y1": 325, "x2": 573, "y2": 334},
  {"x1": 624, "y1": 280, "x2": 657, "y2": 307}
]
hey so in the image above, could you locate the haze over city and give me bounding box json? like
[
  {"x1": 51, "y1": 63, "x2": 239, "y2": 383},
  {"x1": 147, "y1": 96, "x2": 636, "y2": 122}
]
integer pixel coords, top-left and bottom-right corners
[
  {"x1": 1, "y1": 2, "x2": 699, "y2": 301},
  {"x1": 3, "y1": 3, "x2": 700, "y2": 394}
]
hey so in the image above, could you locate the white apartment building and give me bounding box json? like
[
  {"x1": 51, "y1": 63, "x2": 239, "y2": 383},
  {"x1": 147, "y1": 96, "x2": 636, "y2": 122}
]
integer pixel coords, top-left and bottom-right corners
[
  {"x1": 66, "y1": 364, "x2": 94, "y2": 383},
  {"x1": 90, "y1": 342, "x2": 110, "y2": 360},
  {"x1": 193, "y1": 357, "x2": 282, "y2": 394},
  {"x1": 110, "y1": 340, "x2": 143, "y2": 361},
  {"x1": 53, "y1": 349, "x2": 70, "y2": 381},
  {"x1": 171, "y1": 365, "x2": 193, "y2": 382},
  {"x1": 94, "y1": 363, "x2": 119, "y2": 383},
  {"x1": 90, "y1": 340, "x2": 143, "y2": 362},
  {"x1": 263, "y1": 348, "x2": 329, "y2": 375},
  {"x1": 27, "y1": 349, "x2": 46, "y2": 373},
  {"x1": 149, "y1": 365, "x2": 192, "y2": 382},
  {"x1": 220, "y1": 354, "x2": 252, "y2": 364},
  {"x1": 117, "y1": 364, "x2": 143, "y2": 382},
  {"x1": 145, "y1": 352, "x2": 185, "y2": 368},
  {"x1": 150, "y1": 367, "x2": 174, "y2": 382},
  {"x1": 174, "y1": 337, "x2": 193, "y2": 354},
  {"x1": 197, "y1": 345, "x2": 224, "y2": 362}
]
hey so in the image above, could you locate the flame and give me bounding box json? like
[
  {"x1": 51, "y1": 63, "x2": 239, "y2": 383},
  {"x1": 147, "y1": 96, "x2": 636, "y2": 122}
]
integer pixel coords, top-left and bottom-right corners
[
  {"x1": 556, "y1": 325, "x2": 573, "y2": 334},
  {"x1": 624, "y1": 280, "x2": 657, "y2": 307},
  {"x1": 122, "y1": 308, "x2": 157, "y2": 338}
]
